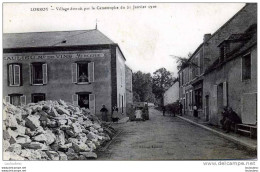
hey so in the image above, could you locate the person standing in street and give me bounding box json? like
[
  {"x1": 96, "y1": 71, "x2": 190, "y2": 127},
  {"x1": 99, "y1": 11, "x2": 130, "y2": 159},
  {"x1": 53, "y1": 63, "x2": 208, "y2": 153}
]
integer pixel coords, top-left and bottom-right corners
[
  {"x1": 193, "y1": 104, "x2": 198, "y2": 118},
  {"x1": 162, "y1": 106, "x2": 166, "y2": 116},
  {"x1": 112, "y1": 106, "x2": 120, "y2": 122},
  {"x1": 179, "y1": 102, "x2": 183, "y2": 116},
  {"x1": 100, "y1": 105, "x2": 108, "y2": 122}
]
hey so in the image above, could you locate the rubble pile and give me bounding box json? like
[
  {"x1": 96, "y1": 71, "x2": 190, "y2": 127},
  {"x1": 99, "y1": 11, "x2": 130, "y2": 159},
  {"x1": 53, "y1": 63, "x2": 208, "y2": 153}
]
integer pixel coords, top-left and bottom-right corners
[{"x1": 3, "y1": 100, "x2": 116, "y2": 160}]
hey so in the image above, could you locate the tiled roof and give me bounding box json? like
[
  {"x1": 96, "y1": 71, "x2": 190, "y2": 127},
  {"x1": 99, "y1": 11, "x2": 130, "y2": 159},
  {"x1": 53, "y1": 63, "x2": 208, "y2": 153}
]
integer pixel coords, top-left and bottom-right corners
[{"x1": 3, "y1": 29, "x2": 115, "y2": 49}]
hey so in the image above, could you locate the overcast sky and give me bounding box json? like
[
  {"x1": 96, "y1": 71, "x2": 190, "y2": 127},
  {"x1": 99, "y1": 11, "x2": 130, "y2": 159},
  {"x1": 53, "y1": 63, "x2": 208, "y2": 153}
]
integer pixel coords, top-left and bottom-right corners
[{"x1": 3, "y1": 3, "x2": 245, "y2": 76}]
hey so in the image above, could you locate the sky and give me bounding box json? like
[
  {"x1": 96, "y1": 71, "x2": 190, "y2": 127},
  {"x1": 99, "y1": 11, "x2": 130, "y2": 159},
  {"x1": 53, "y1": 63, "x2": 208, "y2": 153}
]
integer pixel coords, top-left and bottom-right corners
[{"x1": 3, "y1": 3, "x2": 245, "y2": 76}]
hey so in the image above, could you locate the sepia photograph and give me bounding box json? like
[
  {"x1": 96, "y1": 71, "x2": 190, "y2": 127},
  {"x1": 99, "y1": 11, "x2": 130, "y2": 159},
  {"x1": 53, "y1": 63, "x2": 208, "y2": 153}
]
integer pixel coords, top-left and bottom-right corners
[{"x1": 1, "y1": 2, "x2": 258, "y2": 171}]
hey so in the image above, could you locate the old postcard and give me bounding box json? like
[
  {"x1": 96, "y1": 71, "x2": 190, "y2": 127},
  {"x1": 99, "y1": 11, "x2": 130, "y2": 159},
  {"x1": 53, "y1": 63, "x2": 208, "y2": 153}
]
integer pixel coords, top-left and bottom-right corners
[{"x1": 1, "y1": 2, "x2": 258, "y2": 172}]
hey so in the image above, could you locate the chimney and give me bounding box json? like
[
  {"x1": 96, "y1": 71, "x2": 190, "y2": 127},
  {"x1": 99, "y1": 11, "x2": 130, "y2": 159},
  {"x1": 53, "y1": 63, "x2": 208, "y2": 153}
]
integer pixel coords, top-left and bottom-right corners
[{"x1": 203, "y1": 34, "x2": 211, "y2": 43}]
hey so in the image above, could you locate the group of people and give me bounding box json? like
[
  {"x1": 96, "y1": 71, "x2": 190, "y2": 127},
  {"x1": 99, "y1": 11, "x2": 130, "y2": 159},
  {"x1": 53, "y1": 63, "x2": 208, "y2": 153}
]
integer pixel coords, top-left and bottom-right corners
[
  {"x1": 162, "y1": 102, "x2": 183, "y2": 117},
  {"x1": 100, "y1": 105, "x2": 120, "y2": 123},
  {"x1": 220, "y1": 107, "x2": 242, "y2": 133}
]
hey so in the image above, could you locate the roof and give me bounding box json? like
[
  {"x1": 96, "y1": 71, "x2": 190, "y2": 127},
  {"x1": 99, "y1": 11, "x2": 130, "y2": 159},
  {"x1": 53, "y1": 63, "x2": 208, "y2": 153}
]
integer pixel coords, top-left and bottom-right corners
[
  {"x1": 205, "y1": 25, "x2": 257, "y2": 74},
  {"x1": 3, "y1": 29, "x2": 115, "y2": 49}
]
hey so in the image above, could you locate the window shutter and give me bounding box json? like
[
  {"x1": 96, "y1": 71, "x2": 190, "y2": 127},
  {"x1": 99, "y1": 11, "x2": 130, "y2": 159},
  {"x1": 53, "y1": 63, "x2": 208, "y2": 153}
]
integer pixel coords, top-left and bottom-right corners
[
  {"x1": 72, "y1": 63, "x2": 77, "y2": 83},
  {"x1": 223, "y1": 82, "x2": 227, "y2": 106},
  {"x1": 5, "y1": 96, "x2": 10, "y2": 104},
  {"x1": 29, "y1": 64, "x2": 32, "y2": 85},
  {"x1": 42, "y1": 63, "x2": 48, "y2": 84},
  {"x1": 13, "y1": 65, "x2": 20, "y2": 86},
  {"x1": 72, "y1": 94, "x2": 78, "y2": 106},
  {"x1": 89, "y1": 94, "x2": 95, "y2": 115},
  {"x1": 20, "y1": 95, "x2": 26, "y2": 106},
  {"x1": 213, "y1": 85, "x2": 218, "y2": 98},
  {"x1": 9, "y1": 65, "x2": 13, "y2": 85},
  {"x1": 88, "y1": 62, "x2": 94, "y2": 82}
]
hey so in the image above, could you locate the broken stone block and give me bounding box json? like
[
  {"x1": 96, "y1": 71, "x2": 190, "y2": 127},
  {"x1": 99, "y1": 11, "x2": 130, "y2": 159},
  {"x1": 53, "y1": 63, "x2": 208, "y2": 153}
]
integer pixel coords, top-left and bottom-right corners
[
  {"x1": 57, "y1": 119, "x2": 67, "y2": 126},
  {"x1": 66, "y1": 129, "x2": 77, "y2": 137},
  {"x1": 55, "y1": 130, "x2": 66, "y2": 146},
  {"x1": 3, "y1": 152, "x2": 24, "y2": 160},
  {"x1": 77, "y1": 133, "x2": 88, "y2": 143},
  {"x1": 47, "y1": 120, "x2": 57, "y2": 128},
  {"x1": 55, "y1": 106, "x2": 70, "y2": 116},
  {"x1": 20, "y1": 149, "x2": 42, "y2": 160},
  {"x1": 3, "y1": 140, "x2": 10, "y2": 152},
  {"x1": 25, "y1": 115, "x2": 41, "y2": 131},
  {"x1": 22, "y1": 142, "x2": 49, "y2": 150},
  {"x1": 58, "y1": 151, "x2": 68, "y2": 160},
  {"x1": 5, "y1": 113, "x2": 18, "y2": 130},
  {"x1": 86, "y1": 141, "x2": 97, "y2": 151},
  {"x1": 6, "y1": 143, "x2": 22, "y2": 155},
  {"x1": 49, "y1": 107, "x2": 59, "y2": 117},
  {"x1": 39, "y1": 111, "x2": 48, "y2": 121},
  {"x1": 16, "y1": 135, "x2": 31, "y2": 144},
  {"x1": 80, "y1": 152, "x2": 97, "y2": 159},
  {"x1": 25, "y1": 128, "x2": 35, "y2": 137},
  {"x1": 71, "y1": 122, "x2": 82, "y2": 135},
  {"x1": 33, "y1": 130, "x2": 56, "y2": 145},
  {"x1": 46, "y1": 151, "x2": 59, "y2": 160},
  {"x1": 70, "y1": 140, "x2": 91, "y2": 153},
  {"x1": 59, "y1": 143, "x2": 72, "y2": 150},
  {"x1": 42, "y1": 105, "x2": 51, "y2": 113},
  {"x1": 92, "y1": 123, "x2": 101, "y2": 130},
  {"x1": 66, "y1": 152, "x2": 79, "y2": 160},
  {"x1": 15, "y1": 125, "x2": 26, "y2": 135},
  {"x1": 60, "y1": 125, "x2": 71, "y2": 130}
]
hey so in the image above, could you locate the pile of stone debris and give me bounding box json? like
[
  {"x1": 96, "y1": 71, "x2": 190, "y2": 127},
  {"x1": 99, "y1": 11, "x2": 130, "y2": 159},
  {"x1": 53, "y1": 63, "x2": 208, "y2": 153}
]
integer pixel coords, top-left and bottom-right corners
[{"x1": 3, "y1": 100, "x2": 116, "y2": 160}]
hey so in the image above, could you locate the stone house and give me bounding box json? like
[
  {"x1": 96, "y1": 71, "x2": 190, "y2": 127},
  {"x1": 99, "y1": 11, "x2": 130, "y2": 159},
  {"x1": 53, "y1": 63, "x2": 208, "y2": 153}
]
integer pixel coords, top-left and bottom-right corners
[
  {"x1": 3, "y1": 29, "x2": 132, "y2": 120},
  {"x1": 125, "y1": 65, "x2": 133, "y2": 116},
  {"x1": 163, "y1": 81, "x2": 179, "y2": 106},
  {"x1": 178, "y1": 3, "x2": 257, "y2": 122}
]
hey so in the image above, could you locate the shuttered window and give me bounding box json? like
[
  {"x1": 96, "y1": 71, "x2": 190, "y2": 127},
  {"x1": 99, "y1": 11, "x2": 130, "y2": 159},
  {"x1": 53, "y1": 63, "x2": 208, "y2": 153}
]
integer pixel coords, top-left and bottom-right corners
[
  {"x1": 31, "y1": 63, "x2": 47, "y2": 85},
  {"x1": 242, "y1": 53, "x2": 251, "y2": 81},
  {"x1": 72, "y1": 62, "x2": 94, "y2": 84},
  {"x1": 8, "y1": 64, "x2": 22, "y2": 86},
  {"x1": 6, "y1": 94, "x2": 25, "y2": 106},
  {"x1": 223, "y1": 82, "x2": 228, "y2": 107},
  {"x1": 72, "y1": 93, "x2": 95, "y2": 115}
]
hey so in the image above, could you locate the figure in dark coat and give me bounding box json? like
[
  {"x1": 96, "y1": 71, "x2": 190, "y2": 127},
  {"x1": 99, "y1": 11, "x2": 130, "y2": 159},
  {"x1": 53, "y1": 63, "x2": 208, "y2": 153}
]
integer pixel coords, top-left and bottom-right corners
[{"x1": 100, "y1": 105, "x2": 108, "y2": 122}]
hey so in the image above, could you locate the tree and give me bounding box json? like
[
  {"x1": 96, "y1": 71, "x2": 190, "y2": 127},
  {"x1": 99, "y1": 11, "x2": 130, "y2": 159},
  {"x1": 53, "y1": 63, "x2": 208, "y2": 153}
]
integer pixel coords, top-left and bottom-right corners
[
  {"x1": 171, "y1": 53, "x2": 199, "y2": 71},
  {"x1": 152, "y1": 68, "x2": 175, "y2": 106},
  {"x1": 132, "y1": 71, "x2": 156, "y2": 103}
]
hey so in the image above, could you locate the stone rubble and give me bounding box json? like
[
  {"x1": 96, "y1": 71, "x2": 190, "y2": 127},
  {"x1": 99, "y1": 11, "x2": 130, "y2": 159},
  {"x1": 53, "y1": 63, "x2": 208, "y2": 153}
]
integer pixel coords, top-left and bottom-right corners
[{"x1": 3, "y1": 100, "x2": 116, "y2": 160}]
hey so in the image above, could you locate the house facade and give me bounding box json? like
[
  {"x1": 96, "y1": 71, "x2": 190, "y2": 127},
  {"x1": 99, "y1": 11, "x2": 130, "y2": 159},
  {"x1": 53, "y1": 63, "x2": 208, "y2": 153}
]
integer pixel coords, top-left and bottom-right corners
[
  {"x1": 3, "y1": 29, "x2": 132, "y2": 120},
  {"x1": 178, "y1": 3, "x2": 257, "y2": 123},
  {"x1": 164, "y1": 81, "x2": 179, "y2": 106}
]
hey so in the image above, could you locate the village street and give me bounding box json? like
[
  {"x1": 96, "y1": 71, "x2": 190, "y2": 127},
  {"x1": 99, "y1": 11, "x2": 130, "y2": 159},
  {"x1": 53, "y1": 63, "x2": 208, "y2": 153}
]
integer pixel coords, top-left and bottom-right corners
[{"x1": 97, "y1": 108, "x2": 256, "y2": 160}]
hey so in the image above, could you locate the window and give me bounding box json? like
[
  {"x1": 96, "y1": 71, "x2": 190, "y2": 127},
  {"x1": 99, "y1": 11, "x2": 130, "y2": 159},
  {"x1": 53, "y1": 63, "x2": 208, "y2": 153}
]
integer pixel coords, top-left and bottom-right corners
[
  {"x1": 30, "y1": 63, "x2": 47, "y2": 85},
  {"x1": 32, "y1": 93, "x2": 45, "y2": 103},
  {"x1": 72, "y1": 93, "x2": 95, "y2": 114},
  {"x1": 219, "y1": 43, "x2": 230, "y2": 62},
  {"x1": 194, "y1": 88, "x2": 202, "y2": 109},
  {"x1": 242, "y1": 53, "x2": 251, "y2": 80},
  {"x1": 5, "y1": 94, "x2": 26, "y2": 106},
  {"x1": 72, "y1": 62, "x2": 94, "y2": 84},
  {"x1": 8, "y1": 63, "x2": 22, "y2": 86},
  {"x1": 78, "y1": 93, "x2": 90, "y2": 109}
]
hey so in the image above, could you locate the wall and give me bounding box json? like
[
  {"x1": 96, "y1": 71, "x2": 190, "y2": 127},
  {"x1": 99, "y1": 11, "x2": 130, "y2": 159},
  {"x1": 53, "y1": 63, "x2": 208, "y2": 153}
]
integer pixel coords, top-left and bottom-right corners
[
  {"x1": 164, "y1": 81, "x2": 179, "y2": 106},
  {"x1": 203, "y1": 45, "x2": 257, "y2": 125},
  {"x1": 125, "y1": 65, "x2": 133, "y2": 116},
  {"x1": 203, "y1": 4, "x2": 257, "y2": 69},
  {"x1": 116, "y1": 47, "x2": 126, "y2": 115},
  {"x1": 3, "y1": 49, "x2": 113, "y2": 117}
]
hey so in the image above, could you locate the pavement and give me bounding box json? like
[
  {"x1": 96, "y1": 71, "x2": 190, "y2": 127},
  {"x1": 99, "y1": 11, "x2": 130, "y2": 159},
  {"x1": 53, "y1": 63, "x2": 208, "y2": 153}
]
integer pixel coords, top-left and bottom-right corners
[
  {"x1": 97, "y1": 108, "x2": 257, "y2": 160},
  {"x1": 176, "y1": 113, "x2": 257, "y2": 152}
]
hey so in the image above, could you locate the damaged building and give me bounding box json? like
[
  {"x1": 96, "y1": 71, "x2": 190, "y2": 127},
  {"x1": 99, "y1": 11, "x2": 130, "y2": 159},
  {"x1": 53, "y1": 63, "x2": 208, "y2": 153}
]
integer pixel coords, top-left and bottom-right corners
[{"x1": 3, "y1": 29, "x2": 133, "y2": 120}]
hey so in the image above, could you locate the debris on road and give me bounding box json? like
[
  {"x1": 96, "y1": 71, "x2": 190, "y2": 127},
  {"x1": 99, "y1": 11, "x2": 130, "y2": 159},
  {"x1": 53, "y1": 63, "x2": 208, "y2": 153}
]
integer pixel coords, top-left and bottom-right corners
[{"x1": 3, "y1": 100, "x2": 115, "y2": 160}]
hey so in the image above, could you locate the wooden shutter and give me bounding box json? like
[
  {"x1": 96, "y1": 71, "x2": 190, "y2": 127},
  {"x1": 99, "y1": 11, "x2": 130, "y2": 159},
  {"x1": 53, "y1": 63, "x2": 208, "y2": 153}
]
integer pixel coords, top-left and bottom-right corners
[
  {"x1": 20, "y1": 95, "x2": 26, "y2": 106},
  {"x1": 29, "y1": 64, "x2": 32, "y2": 85},
  {"x1": 5, "y1": 96, "x2": 10, "y2": 104},
  {"x1": 13, "y1": 65, "x2": 20, "y2": 86},
  {"x1": 9, "y1": 65, "x2": 13, "y2": 85},
  {"x1": 223, "y1": 82, "x2": 227, "y2": 107},
  {"x1": 72, "y1": 94, "x2": 78, "y2": 106},
  {"x1": 213, "y1": 85, "x2": 218, "y2": 98},
  {"x1": 42, "y1": 64, "x2": 48, "y2": 84},
  {"x1": 88, "y1": 62, "x2": 94, "y2": 82},
  {"x1": 89, "y1": 94, "x2": 95, "y2": 115},
  {"x1": 241, "y1": 93, "x2": 257, "y2": 125},
  {"x1": 72, "y1": 63, "x2": 77, "y2": 83}
]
